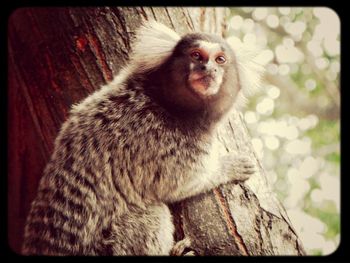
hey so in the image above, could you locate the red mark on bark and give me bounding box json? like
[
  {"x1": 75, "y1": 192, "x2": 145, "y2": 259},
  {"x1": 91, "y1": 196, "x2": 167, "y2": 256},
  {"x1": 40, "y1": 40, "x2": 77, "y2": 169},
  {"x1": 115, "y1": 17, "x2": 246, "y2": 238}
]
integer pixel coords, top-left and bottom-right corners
[
  {"x1": 86, "y1": 34, "x2": 113, "y2": 82},
  {"x1": 76, "y1": 36, "x2": 88, "y2": 52},
  {"x1": 213, "y1": 188, "x2": 249, "y2": 255},
  {"x1": 44, "y1": 53, "x2": 61, "y2": 93}
]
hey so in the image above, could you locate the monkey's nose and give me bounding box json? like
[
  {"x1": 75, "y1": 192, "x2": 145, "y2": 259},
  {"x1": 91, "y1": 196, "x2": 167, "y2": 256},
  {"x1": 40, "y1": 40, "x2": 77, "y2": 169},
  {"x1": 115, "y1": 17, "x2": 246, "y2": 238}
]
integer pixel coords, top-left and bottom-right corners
[
  {"x1": 199, "y1": 63, "x2": 217, "y2": 73},
  {"x1": 199, "y1": 65, "x2": 206, "y2": 71}
]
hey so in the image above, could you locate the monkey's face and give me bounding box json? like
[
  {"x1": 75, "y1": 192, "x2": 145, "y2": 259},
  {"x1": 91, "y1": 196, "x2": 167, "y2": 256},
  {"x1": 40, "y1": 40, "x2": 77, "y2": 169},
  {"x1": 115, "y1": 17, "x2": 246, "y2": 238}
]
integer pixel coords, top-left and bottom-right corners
[
  {"x1": 187, "y1": 40, "x2": 226, "y2": 98},
  {"x1": 171, "y1": 34, "x2": 238, "y2": 101},
  {"x1": 161, "y1": 33, "x2": 240, "y2": 118}
]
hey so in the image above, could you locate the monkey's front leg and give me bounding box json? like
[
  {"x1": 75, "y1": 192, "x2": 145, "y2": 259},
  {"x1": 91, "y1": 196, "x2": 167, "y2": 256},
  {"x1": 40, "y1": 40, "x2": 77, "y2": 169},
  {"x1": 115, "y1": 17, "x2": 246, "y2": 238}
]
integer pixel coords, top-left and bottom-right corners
[
  {"x1": 168, "y1": 154, "x2": 256, "y2": 202},
  {"x1": 220, "y1": 155, "x2": 256, "y2": 182}
]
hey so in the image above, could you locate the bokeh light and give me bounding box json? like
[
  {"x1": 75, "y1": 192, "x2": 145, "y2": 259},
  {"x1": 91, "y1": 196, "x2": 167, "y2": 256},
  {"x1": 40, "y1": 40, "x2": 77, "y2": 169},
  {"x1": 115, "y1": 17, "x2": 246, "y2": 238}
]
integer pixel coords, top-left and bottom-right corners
[{"x1": 228, "y1": 7, "x2": 340, "y2": 255}]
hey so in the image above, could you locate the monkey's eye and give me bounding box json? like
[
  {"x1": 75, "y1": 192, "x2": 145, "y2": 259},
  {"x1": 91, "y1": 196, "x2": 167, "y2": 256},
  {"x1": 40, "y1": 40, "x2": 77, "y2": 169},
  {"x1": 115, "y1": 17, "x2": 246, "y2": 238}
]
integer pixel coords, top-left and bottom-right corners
[
  {"x1": 190, "y1": 51, "x2": 203, "y2": 61},
  {"x1": 215, "y1": 55, "x2": 226, "y2": 64}
]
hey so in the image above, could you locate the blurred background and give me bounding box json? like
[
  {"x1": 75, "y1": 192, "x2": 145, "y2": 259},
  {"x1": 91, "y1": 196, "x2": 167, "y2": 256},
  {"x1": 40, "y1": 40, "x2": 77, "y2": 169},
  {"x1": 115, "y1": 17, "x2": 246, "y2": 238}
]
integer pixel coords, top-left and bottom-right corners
[{"x1": 227, "y1": 7, "x2": 340, "y2": 255}]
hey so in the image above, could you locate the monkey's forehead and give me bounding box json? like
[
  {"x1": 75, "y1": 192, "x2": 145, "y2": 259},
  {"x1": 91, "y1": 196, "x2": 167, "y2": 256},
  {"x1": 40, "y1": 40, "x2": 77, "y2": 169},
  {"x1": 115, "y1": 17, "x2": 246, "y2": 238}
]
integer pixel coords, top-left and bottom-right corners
[
  {"x1": 195, "y1": 40, "x2": 222, "y2": 54},
  {"x1": 176, "y1": 33, "x2": 232, "y2": 54}
]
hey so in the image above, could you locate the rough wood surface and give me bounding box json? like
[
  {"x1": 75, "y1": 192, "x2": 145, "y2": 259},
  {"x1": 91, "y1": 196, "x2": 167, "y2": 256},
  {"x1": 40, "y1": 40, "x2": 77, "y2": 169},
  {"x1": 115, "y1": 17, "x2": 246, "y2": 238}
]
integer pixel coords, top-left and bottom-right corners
[
  {"x1": 170, "y1": 110, "x2": 305, "y2": 255},
  {"x1": 8, "y1": 7, "x2": 305, "y2": 255}
]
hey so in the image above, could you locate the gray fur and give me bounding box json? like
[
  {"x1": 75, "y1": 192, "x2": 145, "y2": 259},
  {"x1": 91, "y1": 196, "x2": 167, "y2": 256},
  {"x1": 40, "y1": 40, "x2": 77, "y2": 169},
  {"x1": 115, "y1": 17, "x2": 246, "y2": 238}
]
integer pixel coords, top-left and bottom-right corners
[{"x1": 22, "y1": 22, "x2": 256, "y2": 255}]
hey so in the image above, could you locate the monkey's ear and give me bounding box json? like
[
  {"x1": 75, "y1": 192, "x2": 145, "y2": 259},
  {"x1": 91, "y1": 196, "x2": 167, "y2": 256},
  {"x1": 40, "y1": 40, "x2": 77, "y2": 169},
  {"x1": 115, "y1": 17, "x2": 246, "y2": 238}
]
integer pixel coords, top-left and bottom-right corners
[
  {"x1": 130, "y1": 20, "x2": 181, "y2": 72},
  {"x1": 226, "y1": 37, "x2": 269, "y2": 109}
]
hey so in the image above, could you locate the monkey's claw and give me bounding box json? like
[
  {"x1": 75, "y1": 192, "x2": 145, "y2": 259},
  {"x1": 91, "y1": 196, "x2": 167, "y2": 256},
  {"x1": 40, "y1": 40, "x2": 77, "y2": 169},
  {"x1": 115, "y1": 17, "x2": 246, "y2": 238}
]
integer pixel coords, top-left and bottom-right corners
[
  {"x1": 222, "y1": 154, "x2": 256, "y2": 182},
  {"x1": 170, "y1": 237, "x2": 196, "y2": 256},
  {"x1": 234, "y1": 155, "x2": 256, "y2": 181}
]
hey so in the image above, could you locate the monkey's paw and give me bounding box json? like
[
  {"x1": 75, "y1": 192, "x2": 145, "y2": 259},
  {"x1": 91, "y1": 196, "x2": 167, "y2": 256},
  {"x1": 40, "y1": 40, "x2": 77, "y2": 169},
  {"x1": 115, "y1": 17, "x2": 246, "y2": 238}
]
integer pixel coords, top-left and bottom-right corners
[
  {"x1": 170, "y1": 237, "x2": 196, "y2": 256},
  {"x1": 222, "y1": 155, "x2": 256, "y2": 182}
]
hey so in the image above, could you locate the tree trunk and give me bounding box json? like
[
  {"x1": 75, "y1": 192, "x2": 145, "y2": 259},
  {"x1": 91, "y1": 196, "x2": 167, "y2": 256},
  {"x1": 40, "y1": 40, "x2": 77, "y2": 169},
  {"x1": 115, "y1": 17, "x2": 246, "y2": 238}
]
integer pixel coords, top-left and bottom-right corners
[{"x1": 8, "y1": 7, "x2": 305, "y2": 255}]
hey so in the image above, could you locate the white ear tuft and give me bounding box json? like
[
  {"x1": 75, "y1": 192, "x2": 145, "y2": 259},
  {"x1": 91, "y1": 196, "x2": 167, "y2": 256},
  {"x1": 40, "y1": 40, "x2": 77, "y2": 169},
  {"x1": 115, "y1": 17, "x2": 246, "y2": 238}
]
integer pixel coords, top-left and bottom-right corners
[
  {"x1": 226, "y1": 36, "x2": 269, "y2": 110},
  {"x1": 131, "y1": 20, "x2": 181, "y2": 73}
]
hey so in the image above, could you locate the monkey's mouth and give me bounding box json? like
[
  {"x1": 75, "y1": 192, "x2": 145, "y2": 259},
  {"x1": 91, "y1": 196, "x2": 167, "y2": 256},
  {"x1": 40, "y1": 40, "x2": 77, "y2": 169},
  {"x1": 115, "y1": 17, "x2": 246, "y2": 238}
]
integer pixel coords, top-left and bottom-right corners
[{"x1": 188, "y1": 72, "x2": 218, "y2": 97}]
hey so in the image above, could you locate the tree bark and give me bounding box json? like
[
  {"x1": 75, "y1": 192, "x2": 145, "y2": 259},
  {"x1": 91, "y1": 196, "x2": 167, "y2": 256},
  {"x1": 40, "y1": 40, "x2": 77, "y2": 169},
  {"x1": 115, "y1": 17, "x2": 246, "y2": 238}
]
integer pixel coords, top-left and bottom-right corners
[
  {"x1": 169, "y1": 110, "x2": 306, "y2": 255},
  {"x1": 8, "y1": 7, "x2": 305, "y2": 255}
]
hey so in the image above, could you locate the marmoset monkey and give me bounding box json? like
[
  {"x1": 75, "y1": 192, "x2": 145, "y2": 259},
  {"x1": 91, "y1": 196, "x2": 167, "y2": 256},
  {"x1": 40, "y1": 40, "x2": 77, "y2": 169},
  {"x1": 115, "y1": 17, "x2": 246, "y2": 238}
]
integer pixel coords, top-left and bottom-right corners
[{"x1": 22, "y1": 20, "x2": 261, "y2": 255}]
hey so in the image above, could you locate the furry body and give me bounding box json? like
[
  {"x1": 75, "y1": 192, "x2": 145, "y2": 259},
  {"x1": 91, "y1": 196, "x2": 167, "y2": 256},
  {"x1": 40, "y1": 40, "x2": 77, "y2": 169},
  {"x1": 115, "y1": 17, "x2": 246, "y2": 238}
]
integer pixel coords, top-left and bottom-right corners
[{"x1": 22, "y1": 21, "x2": 258, "y2": 255}]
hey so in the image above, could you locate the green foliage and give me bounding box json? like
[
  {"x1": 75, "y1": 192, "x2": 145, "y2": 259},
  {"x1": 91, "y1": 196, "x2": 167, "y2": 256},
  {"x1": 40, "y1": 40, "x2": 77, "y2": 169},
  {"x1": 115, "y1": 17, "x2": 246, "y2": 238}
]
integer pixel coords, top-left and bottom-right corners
[
  {"x1": 306, "y1": 120, "x2": 340, "y2": 148},
  {"x1": 326, "y1": 152, "x2": 340, "y2": 164},
  {"x1": 310, "y1": 249, "x2": 323, "y2": 256},
  {"x1": 305, "y1": 200, "x2": 340, "y2": 239}
]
